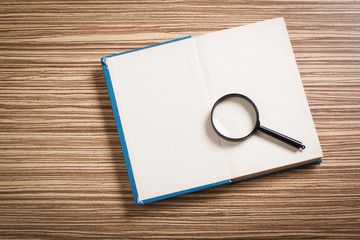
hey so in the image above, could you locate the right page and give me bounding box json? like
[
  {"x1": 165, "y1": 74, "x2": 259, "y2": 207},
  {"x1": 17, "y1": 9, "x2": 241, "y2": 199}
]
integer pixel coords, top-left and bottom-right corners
[{"x1": 194, "y1": 18, "x2": 323, "y2": 180}]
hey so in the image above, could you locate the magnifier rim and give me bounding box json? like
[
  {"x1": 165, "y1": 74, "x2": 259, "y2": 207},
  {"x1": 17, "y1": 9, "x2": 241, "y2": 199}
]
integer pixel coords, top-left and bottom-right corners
[{"x1": 210, "y1": 93, "x2": 260, "y2": 141}]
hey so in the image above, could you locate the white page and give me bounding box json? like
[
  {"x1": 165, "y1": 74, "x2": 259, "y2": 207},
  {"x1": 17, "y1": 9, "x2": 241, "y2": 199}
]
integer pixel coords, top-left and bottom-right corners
[
  {"x1": 194, "y1": 18, "x2": 323, "y2": 179},
  {"x1": 106, "y1": 38, "x2": 230, "y2": 201}
]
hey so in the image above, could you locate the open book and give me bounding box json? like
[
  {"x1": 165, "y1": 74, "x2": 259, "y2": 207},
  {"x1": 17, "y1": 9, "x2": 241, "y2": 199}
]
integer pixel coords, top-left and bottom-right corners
[{"x1": 101, "y1": 17, "x2": 323, "y2": 204}]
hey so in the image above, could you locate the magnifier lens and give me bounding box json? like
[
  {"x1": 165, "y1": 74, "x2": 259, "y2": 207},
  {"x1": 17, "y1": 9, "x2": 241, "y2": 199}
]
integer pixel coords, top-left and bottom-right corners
[{"x1": 212, "y1": 96, "x2": 257, "y2": 139}]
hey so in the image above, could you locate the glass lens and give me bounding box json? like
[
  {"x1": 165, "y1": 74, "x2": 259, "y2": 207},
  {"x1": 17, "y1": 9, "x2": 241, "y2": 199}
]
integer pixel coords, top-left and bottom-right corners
[{"x1": 212, "y1": 96, "x2": 257, "y2": 139}]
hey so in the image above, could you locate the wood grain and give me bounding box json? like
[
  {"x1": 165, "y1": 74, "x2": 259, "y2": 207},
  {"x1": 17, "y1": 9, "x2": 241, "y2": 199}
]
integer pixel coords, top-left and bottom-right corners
[{"x1": 0, "y1": 1, "x2": 359, "y2": 239}]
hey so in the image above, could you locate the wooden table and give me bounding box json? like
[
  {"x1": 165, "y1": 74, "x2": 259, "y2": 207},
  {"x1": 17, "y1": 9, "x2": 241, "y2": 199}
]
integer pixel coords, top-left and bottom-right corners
[{"x1": 1, "y1": 1, "x2": 359, "y2": 239}]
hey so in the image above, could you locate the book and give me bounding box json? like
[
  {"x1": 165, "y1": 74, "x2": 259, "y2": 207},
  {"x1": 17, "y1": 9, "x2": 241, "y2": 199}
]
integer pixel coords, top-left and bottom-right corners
[{"x1": 101, "y1": 17, "x2": 323, "y2": 205}]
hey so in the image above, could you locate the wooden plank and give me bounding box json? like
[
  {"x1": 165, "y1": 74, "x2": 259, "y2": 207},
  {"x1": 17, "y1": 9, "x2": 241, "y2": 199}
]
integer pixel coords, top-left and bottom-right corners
[{"x1": 0, "y1": 1, "x2": 359, "y2": 239}]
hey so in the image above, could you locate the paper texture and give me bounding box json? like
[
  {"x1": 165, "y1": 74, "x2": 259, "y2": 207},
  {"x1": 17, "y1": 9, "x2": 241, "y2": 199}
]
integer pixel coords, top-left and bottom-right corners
[
  {"x1": 106, "y1": 38, "x2": 230, "y2": 201},
  {"x1": 194, "y1": 17, "x2": 322, "y2": 178}
]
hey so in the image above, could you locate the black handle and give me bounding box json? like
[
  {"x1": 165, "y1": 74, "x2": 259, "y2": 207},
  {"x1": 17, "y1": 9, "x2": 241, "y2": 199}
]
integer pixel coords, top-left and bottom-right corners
[{"x1": 258, "y1": 125, "x2": 305, "y2": 149}]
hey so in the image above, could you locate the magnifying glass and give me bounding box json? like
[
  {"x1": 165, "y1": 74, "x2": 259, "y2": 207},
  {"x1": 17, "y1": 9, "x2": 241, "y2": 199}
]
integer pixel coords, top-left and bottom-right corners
[{"x1": 210, "y1": 93, "x2": 305, "y2": 149}]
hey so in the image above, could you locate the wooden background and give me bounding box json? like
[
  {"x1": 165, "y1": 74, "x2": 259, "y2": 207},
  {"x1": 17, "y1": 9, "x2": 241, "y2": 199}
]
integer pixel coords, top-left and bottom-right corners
[{"x1": 1, "y1": 1, "x2": 359, "y2": 239}]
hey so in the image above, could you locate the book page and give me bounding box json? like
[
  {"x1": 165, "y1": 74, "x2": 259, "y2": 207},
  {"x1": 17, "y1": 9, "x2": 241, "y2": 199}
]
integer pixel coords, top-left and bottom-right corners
[
  {"x1": 194, "y1": 18, "x2": 323, "y2": 179},
  {"x1": 106, "y1": 38, "x2": 230, "y2": 201}
]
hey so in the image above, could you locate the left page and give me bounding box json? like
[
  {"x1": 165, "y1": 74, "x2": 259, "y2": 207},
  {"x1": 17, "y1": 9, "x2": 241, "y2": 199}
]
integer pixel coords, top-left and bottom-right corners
[{"x1": 106, "y1": 37, "x2": 230, "y2": 202}]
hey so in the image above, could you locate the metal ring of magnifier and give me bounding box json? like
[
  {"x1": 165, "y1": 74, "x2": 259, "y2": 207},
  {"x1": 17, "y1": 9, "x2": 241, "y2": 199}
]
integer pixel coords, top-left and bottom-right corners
[{"x1": 210, "y1": 93, "x2": 260, "y2": 142}]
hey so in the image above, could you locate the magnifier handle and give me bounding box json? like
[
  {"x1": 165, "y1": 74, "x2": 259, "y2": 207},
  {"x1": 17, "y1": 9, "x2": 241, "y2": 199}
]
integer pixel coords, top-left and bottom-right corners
[{"x1": 258, "y1": 125, "x2": 305, "y2": 149}]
